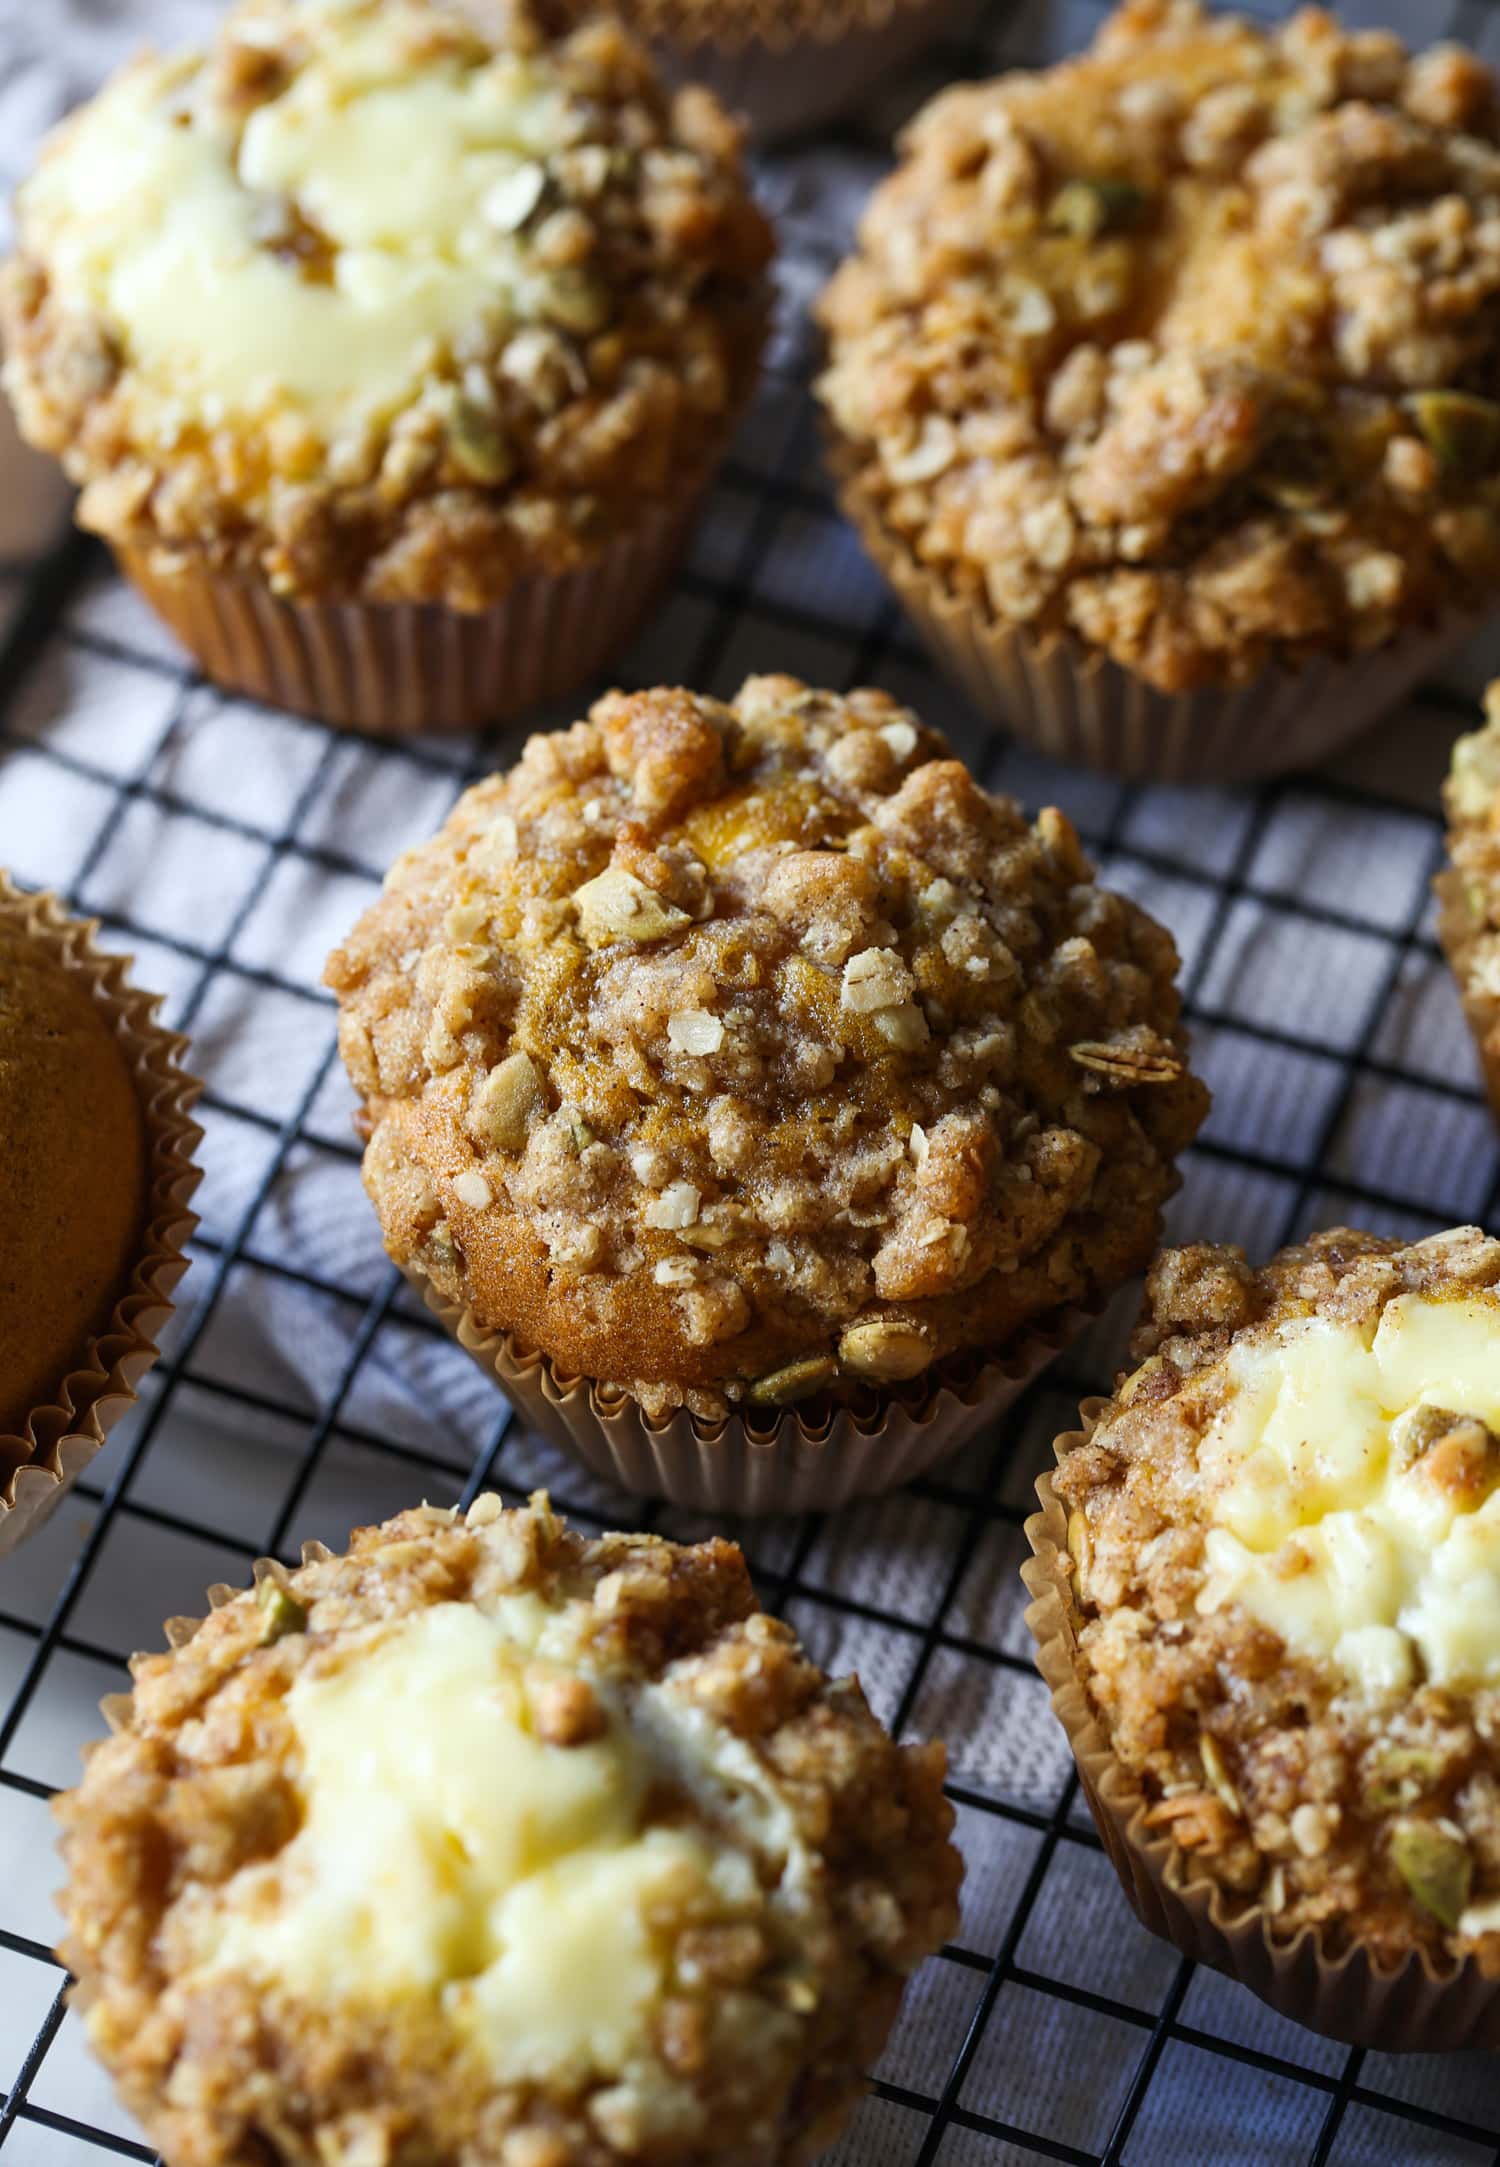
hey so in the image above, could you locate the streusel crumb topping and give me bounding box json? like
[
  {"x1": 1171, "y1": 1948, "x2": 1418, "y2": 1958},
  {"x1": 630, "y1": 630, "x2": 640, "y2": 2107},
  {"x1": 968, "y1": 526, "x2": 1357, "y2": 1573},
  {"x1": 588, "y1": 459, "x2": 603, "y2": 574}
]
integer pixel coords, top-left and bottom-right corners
[
  {"x1": 819, "y1": 1, "x2": 1500, "y2": 692},
  {"x1": 1055, "y1": 1228, "x2": 1500, "y2": 1972},
  {"x1": 58, "y1": 1493, "x2": 961, "y2": 2167},
  {"x1": 1, "y1": 0, "x2": 771, "y2": 604},
  {"x1": 325, "y1": 676, "x2": 1207, "y2": 1420},
  {"x1": 1438, "y1": 681, "x2": 1500, "y2": 1116}
]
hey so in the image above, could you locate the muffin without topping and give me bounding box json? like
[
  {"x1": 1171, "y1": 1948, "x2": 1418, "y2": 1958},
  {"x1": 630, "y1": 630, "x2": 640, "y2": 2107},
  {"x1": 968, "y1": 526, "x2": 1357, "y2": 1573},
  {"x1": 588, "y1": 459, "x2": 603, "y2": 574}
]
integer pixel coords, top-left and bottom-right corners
[
  {"x1": 325, "y1": 676, "x2": 1208, "y2": 1424},
  {"x1": 58, "y1": 1492, "x2": 961, "y2": 2166},
  {"x1": 819, "y1": 1, "x2": 1500, "y2": 702},
  {"x1": 1047, "y1": 1226, "x2": 1500, "y2": 1979}
]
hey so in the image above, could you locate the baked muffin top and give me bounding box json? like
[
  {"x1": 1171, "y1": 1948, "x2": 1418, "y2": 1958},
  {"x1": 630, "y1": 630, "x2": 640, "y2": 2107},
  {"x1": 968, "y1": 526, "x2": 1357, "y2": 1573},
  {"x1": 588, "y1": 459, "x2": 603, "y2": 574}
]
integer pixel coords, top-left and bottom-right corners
[
  {"x1": 1437, "y1": 682, "x2": 1500, "y2": 1091},
  {"x1": 0, "y1": 922, "x2": 145, "y2": 1440},
  {"x1": 818, "y1": 1, "x2": 1500, "y2": 693},
  {"x1": 58, "y1": 1492, "x2": 960, "y2": 2167},
  {"x1": 1053, "y1": 1226, "x2": 1500, "y2": 1972},
  {"x1": 326, "y1": 676, "x2": 1208, "y2": 1420},
  {"x1": 0, "y1": 0, "x2": 772, "y2": 605}
]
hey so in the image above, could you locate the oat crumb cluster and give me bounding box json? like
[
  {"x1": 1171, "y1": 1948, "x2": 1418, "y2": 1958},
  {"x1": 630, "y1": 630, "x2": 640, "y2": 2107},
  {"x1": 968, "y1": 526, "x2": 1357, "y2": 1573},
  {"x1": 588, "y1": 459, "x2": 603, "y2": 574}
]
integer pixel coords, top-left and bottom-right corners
[
  {"x1": 819, "y1": 0, "x2": 1500, "y2": 691},
  {"x1": 1438, "y1": 682, "x2": 1500, "y2": 1117},
  {"x1": 58, "y1": 1493, "x2": 960, "y2": 2167},
  {"x1": 326, "y1": 676, "x2": 1207, "y2": 1420},
  {"x1": 0, "y1": 0, "x2": 772, "y2": 607},
  {"x1": 1055, "y1": 1227, "x2": 1500, "y2": 1973}
]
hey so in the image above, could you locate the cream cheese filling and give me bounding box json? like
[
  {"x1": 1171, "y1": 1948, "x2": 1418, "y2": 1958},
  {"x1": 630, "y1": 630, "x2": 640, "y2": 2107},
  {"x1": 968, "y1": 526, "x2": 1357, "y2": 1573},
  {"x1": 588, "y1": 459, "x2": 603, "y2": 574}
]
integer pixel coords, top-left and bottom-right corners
[
  {"x1": 1195, "y1": 1292, "x2": 1500, "y2": 1696},
  {"x1": 17, "y1": 0, "x2": 577, "y2": 440},
  {"x1": 203, "y1": 1597, "x2": 750, "y2": 2086}
]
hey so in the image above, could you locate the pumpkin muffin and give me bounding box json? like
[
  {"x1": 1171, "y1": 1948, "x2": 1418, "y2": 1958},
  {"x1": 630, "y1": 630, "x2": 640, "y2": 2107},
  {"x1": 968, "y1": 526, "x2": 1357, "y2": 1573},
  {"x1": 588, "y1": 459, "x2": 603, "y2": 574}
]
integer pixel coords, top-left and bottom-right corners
[
  {"x1": 58, "y1": 1491, "x2": 962, "y2": 2166},
  {"x1": 555, "y1": 0, "x2": 968, "y2": 144},
  {"x1": 0, "y1": 0, "x2": 772, "y2": 733},
  {"x1": 818, "y1": 1, "x2": 1500, "y2": 781},
  {"x1": 0, "y1": 875, "x2": 200, "y2": 1555},
  {"x1": 1437, "y1": 680, "x2": 1500, "y2": 1121},
  {"x1": 325, "y1": 674, "x2": 1207, "y2": 1507},
  {"x1": 1026, "y1": 1226, "x2": 1500, "y2": 2048},
  {"x1": 0, "y1": 921, "x2": 145, "y2": 1437}
]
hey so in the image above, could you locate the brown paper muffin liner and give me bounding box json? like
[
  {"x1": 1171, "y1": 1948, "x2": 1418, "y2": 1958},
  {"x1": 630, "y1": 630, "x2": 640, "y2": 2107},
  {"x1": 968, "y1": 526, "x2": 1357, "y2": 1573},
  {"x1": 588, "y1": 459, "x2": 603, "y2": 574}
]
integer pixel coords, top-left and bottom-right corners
[
  {"x1": 407, "y1": 1262, "x2": 1090, "y2": 1515},
  {"x1": 835, "y1": 460, "x2": 1482, "y2": 784},
  {"x1": 114, "y1": 489, "x2": 702, "y2": 739},
  {"x1": 1020, "y1": 1406, "x2": 1500, "y2": 2052},
  {"x1": 632, "y1": 0, "x2": 970, "y2": 139},
  {"x1": 0, "y1": 875, "x2": 203, "y2": 1558}
]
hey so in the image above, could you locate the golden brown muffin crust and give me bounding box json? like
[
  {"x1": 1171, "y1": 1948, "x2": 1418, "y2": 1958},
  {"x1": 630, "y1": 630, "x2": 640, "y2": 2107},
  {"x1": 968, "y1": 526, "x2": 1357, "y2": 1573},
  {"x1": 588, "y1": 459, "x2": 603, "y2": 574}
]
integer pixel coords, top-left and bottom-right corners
[
  {"x1": 1, "y1": 0, "x2": 772, "y2": 607},
  {"x1": 325, "y1": 676, "x2": 1208, "y2": 1419},
  {"x1": 1054, "y1": 1227, "x2": 1500, "y2": 1974},
  {"x1": 818, "y1": 1, "x2": 1500, "y2": 692},
  {"x1": 57, "y1": 1494, "x2": 962, "y2": 2167},
  {"x1": 0, "y1": 924, "x2": 145, "y2": 1437}
]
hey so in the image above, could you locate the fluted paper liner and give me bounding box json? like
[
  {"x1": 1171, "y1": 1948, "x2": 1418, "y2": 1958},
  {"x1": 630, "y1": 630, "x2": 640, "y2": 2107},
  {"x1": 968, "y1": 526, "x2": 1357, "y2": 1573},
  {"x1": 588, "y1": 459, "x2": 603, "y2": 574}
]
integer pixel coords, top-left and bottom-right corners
[
  {"x1": 115, "y1": 492, "x2": 699, "y2": 739},
  {"x1": 407, "y1": 1262, "x2": 1090, "y2": 1515},
  {"x1": 626, "y1": 0, "x2": 970, "y2": 139},
  {"x1": 834, "y1": 455, "x2": 1483, "y2": 784},
  {"x1": 0, "y1": 876, "x2": 202, "y2": 1558},
  {"x1": 1021, "y1": 1404, "x2": 1500, "y2": 2052}
]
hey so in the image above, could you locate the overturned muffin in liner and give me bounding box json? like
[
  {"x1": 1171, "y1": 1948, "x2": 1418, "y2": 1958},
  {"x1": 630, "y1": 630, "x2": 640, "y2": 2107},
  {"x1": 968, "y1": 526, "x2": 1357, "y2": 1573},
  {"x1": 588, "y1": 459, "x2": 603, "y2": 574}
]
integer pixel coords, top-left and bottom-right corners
[
  {"x1": 1022, "y1": 1404, "x2": 1500, "y2": 2053},
  {"x1": 113, "y1": 484, "x2": 706, "y2": 737},
  {"x1": 0, "y1": 875, "x2": 201, "y2": 1557},
  {"x1": 835, "y1": 459, "x2": 1477, "y2": 786},
  {"x1": 412, "y1": 1261, "x2": 1091, "y2": 1514},
  {"x1": 614, "y1": 0, "x2": 970, "y2": 141}
]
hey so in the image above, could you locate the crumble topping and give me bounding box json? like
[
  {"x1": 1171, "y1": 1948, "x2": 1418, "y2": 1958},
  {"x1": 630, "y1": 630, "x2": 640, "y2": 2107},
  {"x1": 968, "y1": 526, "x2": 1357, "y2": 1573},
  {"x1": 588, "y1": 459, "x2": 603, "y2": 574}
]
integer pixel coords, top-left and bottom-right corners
[
  {"x1": 818, "y1": 1, "x2": 1500, "y2": 692},
  {"x1": 324, "y1": 677, "x2": 1208, "y2": 1420},
  {"x1": 58, "y1": 1494, "x2": 961, "y2": 2166},
  {"x1": 1055, "y1": 1228, "x2": 1500, "y2": 1971},
  {"x1": 1, "y1": 0, "x2": 772, "y2": 604},
  {"x1": 1437, "y1": 681, "x2": 1500, "y2": 1115}
]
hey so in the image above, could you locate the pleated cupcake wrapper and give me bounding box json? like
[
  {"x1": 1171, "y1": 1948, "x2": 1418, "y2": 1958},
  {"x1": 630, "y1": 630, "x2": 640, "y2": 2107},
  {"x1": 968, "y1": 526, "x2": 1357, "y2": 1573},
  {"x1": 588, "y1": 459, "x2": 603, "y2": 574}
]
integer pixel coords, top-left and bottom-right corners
[
  {"x1": 408, "y1": 1262, "x2": 1090, "y2": 1515},
  {"x1": 114, "y1": 492, "x2": 698, "y2": 739},
  {"x1": 1433, "y1": 866, "x2": 1500, "y2": 1125},
  {"x1": 0, "y1": 876, "x2": 203, "y2": 1559},
  {"x1": 1020, "y1": 1405, "x2": 1500, "y2": 2053},
  {"x1": 834, "y1": 460, "x2": 1482, "y2": 784},
  {"x1": 634, "y1": 0, "x2": 970, "y2": 139}
]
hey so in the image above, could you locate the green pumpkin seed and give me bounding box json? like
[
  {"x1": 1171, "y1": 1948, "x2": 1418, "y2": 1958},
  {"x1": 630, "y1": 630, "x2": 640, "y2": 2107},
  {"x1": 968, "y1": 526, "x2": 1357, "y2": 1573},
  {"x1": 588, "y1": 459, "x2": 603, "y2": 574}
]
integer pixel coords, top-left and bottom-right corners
[
  {"x1": 1390, "y1": 1818, "x2": 1472, "y2": 1929},
  {"x1": 1411, "y1": 391, "x2": 1500, "y2": 477},
  {"x1": 257, "y1": 1580, "x2": 307, "y2": 1642},
  {"x1": 1048, "y1": 178, "x2": 1149, "y2": 240},
  {"x1": 748, "y1": 1356, "x2": 838, "y2": 1408},
  {"x1": 1365, "y1": 1746, "x2": 1446, "y2": 1815}
]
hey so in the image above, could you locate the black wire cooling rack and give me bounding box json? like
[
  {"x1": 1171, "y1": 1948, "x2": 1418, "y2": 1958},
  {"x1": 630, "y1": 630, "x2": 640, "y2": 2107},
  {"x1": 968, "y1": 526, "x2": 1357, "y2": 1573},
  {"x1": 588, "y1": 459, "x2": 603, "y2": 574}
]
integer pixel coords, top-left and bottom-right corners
[{"x1": 1, "y1": 0, "x2": 1500, "y2": 2160}]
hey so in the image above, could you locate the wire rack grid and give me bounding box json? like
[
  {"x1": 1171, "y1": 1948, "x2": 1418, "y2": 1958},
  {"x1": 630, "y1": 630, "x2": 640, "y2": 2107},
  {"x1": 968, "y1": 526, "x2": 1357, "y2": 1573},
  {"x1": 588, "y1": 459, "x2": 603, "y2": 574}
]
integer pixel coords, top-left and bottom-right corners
[{"x1": 0, "y1": 0, "x2": 1499, "y2": 2161}]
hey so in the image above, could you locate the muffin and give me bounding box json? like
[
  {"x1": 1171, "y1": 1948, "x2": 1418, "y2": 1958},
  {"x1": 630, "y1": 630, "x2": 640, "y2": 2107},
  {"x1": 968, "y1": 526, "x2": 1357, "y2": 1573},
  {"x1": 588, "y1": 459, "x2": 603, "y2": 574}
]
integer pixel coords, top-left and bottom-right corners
[
  {"x1": 0, "y1": 874, "x2": 201, "y2": 1554},
  {"x1": 325, "y1": 674, "x2": 1208, "y2": 1511},
  {"x1": 561, "y1": 0, "x2": 970, "y2": 145},
  {"x1": 58, "y1": 1490, "x2": 962, "y2": 2165},
  {"x1": 0, "y1": 0, "x2": 773, "y2": 736},
  {"x1": 1023, "y1": 1226, "x2": 1500, "y2": 2050},
  {"x1": 818, "y1": 1, "x2": 1500, "y2": 783},
  {"x1": 1437, "y1": 681, "x2": 1500, "y2": 1120}
]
